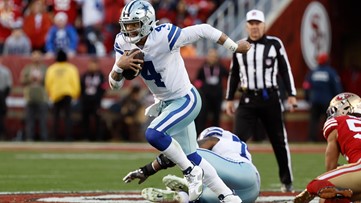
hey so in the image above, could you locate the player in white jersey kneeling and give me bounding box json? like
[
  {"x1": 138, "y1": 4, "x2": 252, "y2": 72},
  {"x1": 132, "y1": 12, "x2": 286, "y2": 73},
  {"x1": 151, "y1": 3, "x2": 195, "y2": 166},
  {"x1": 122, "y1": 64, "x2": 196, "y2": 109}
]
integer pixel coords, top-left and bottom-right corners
[
  {"x1": 111, "y1": 0, "x2": 251, "y2": 202},
  {"x1": 124, "y1": 127, "x2": 261, "y2": 203}
]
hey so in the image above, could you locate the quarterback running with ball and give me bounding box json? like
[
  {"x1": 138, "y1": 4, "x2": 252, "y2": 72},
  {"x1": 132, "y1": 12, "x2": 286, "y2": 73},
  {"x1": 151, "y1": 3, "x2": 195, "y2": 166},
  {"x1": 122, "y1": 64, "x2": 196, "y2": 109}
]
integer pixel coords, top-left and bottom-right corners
[
  {"x1": 108, "y1": 0, "x2": 250, "y2": 202},
  {"x1": 294, "y1": 92, "x2": 361, "y2": 203}
]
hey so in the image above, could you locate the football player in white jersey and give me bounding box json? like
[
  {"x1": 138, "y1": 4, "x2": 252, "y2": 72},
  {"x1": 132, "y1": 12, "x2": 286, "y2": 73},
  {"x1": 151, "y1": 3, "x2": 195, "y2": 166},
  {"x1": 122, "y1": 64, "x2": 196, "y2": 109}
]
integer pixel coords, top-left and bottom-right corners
[
  {"x1": 112, "y1": 0, "x2": 251, "y2": 202},
  {"x1": 124, "y1": 127, "x2": 261, "y2": 203}
]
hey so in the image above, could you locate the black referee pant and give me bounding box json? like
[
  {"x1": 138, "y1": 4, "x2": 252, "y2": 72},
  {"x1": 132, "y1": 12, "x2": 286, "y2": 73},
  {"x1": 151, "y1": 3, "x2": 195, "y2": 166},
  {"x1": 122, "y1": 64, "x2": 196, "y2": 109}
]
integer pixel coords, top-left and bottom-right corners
[{"x1": 234, "y1": 89, "x2": 293, "y2": 185}]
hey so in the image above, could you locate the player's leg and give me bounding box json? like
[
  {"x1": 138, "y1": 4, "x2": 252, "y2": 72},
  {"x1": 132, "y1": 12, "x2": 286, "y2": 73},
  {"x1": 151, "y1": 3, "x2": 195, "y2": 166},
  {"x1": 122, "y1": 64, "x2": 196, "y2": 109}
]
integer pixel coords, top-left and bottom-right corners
[
  {"x1": 197, "y1": 149, "x2": 260, "y2": 203},
  {"x1": 259, "y1": 94, "x2": 293, "y2": 192},
  {"x1": 155, "y1": 87, "x2": 238, "y2": 202},
  {"x1": 146, "y1": 87, "x2": 203, "y2": 200},
  {"x1": 300, "y1": 162, "x2": 361, "y2": 202},
  {"x1": 25, "y1": 103, "x2": 36, "y2": 141},
  {"x1": 38, "y1": 102, "x2": 48, "y2": 141},
  {"x1": 233, "y1": 100, "x2": 258, "y2": 142},
  {"x1": 168, "y1": 117, "x2": 236, "y2": 201}
]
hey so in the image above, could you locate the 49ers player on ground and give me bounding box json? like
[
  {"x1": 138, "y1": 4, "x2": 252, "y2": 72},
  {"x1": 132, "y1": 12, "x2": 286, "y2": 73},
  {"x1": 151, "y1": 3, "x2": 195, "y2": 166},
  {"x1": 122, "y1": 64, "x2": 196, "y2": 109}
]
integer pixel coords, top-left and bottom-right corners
[{"x1": 294, "y1": 92, "x2": 361, "y2": 203}]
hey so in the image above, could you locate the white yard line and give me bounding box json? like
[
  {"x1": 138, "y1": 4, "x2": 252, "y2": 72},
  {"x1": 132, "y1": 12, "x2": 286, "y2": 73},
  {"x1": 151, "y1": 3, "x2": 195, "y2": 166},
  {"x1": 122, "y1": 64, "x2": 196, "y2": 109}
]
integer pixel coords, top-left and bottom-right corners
[{"x1": 0, "y1": 191, "x2": 321, "y2": 203}]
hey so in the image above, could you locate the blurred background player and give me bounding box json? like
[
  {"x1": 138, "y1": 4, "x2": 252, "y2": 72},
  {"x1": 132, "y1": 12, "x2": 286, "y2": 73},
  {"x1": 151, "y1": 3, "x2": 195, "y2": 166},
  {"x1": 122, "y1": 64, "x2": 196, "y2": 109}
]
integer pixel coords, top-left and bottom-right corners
[
  {"x1": 124, "y1": 127, "x2": 260, "y2": 203},
  {"x1": 0, "y1": 56, "x2": 12, "y2": 140},
  {"x1": 303, "y1": 52, "x2": 343, "y2": 142},
  {"x1": 294, "y1": 92, "x2": 361, "y2": 203},
  {"x1": 194, "y1": 48, "x2": 229, "y2": 135},
  {"x1": 20, "y1": 50, "x2": 48, "y2": 141},
  {"x1": 80, "y1": 57, "x2": 106, "y2": 141},
  {"x1": 45, "y1": 49, "x2": 80, "y2": 141}
]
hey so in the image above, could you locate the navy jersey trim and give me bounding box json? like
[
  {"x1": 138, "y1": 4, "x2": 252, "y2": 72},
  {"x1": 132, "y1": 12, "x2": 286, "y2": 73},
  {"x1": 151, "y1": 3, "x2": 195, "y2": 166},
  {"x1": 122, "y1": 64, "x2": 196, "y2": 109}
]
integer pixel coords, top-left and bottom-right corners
[
  {"x1": 114, "y1": 42, "x2": 124, "y2": 55},
  {"x1": 167, "y1": 25, "x2": 181, "y2": 50}
]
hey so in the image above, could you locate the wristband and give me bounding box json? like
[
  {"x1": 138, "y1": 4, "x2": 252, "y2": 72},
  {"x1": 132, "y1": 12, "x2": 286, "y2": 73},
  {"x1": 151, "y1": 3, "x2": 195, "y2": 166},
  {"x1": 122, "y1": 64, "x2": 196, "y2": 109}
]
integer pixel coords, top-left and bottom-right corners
[
  {"x1": 112, "y1": 64, "x2": 124, "y2": 73},
  {"x1": 223, "y1": 38, "x2": 238, "y2": 53},
  {"x1": 141, "y1": 163, "x2": 157, "y2": 176}
]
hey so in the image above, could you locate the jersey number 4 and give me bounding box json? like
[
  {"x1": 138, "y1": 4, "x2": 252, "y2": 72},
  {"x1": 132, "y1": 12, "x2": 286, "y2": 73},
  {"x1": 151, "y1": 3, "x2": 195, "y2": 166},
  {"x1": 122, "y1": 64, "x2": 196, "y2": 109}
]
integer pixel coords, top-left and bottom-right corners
[{"x1": 141, "y1": 61, "x2": 166, "y2": 87}]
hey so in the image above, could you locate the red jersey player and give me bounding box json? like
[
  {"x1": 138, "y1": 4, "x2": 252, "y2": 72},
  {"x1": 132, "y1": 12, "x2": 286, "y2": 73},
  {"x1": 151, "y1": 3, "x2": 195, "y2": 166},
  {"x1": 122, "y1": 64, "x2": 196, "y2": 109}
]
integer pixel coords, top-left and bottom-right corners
[{"x1": 295, "y1": 92, "x2": 361, "y2": 203}]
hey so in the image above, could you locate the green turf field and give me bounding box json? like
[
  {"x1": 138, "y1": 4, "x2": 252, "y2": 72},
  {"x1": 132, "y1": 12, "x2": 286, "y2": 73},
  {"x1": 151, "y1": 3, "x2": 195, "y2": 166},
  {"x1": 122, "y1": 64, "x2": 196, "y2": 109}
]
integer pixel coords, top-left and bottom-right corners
[{"x1": 0, "y1": 142, "x2": 347, "y2": 193}]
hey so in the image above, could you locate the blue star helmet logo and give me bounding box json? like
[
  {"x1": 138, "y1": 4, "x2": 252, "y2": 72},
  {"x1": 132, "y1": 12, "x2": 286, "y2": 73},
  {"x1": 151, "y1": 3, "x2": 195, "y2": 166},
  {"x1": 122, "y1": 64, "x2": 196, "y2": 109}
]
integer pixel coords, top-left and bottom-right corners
[{"x1": 140, "y1": 2, "x2": 152, "y2": 14}]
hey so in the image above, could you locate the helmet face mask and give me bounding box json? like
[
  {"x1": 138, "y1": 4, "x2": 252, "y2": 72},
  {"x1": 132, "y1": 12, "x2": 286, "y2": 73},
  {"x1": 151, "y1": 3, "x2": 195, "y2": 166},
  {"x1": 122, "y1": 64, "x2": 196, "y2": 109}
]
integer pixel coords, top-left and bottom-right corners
[
  {"x1": 119, "y1": 0, "x2": 156, "y2": 43},
  {"x1": 121, "y1": 21, "x2": 142, "y2": 39},
  {"x1": 326, "y1": 92, "x2": 361, "y2": 118}
]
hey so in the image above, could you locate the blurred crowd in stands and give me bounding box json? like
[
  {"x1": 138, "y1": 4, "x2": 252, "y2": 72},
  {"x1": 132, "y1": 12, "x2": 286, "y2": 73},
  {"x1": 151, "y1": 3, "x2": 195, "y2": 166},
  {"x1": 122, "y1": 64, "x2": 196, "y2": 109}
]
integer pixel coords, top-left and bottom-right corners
[
  {"x1": 1, "y1": 0, "x2": 361, "y2": 143},
  {"x1": 0, "y1": 0, "x2": 224, "y2": 57}
]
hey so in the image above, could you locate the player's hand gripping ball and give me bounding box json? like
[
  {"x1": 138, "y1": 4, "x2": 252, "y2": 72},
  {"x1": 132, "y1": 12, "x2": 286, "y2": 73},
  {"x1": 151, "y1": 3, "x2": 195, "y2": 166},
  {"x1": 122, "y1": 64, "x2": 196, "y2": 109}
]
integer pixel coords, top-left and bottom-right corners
[{"x1": 123, "y1": 49, "x2": 144, "y2": 80}]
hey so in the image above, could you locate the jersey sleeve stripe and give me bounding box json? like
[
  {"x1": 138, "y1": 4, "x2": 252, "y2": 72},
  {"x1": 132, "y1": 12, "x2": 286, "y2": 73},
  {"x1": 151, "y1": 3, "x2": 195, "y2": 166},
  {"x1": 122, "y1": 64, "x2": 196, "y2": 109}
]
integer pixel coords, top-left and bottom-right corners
[
  {"x1": 232, "y1": 135, "x2": 241, "y2": 142},
  {"x1": 323, "y1": 123, "x2": 337, "y2": 133},
  {"x1": 168, "y1": 26, "x2": 181, "y2": 50},
  {"x1": 324, "y1": 118, "x2": 336, "y2": 125},
  {"x1": 167, "y1": 25, "x2": 177, "y2": 41},
  {"x1": 114, "y1": 43, "x2": 124, "y2": 55},
  {"x1": 205, "y1": 128, "x2": 223, "y2": 137},
  {"x1": 323, "y1": 119, "x2": 337, "y2": 131}
]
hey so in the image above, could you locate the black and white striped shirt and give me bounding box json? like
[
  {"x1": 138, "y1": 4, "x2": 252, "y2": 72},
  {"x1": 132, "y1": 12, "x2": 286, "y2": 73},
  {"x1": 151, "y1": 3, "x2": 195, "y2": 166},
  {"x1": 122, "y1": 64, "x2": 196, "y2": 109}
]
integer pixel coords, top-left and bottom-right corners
[{"x1": 226, "y1": 35, "x2": 296, "y2": 100}]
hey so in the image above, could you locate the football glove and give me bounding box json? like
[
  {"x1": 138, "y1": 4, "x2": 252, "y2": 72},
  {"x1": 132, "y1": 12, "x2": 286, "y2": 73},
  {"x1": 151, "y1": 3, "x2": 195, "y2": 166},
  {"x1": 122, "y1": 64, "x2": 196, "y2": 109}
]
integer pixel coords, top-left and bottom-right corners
[{"x1": 123, "y1": 169, "x2": 148, "y2": 184}]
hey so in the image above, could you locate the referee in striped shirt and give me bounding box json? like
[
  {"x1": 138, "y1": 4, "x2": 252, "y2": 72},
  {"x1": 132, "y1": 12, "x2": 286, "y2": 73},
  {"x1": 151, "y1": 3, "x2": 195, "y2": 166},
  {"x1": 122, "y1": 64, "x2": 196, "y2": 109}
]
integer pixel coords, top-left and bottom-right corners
[{"x1": 225, "y1": 9, "x2": 298, "y2": 192}]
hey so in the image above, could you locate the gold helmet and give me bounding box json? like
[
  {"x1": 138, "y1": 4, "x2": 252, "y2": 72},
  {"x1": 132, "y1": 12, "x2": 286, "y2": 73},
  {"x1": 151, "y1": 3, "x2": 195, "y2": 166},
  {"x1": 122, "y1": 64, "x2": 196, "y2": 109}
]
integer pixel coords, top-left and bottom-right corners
[{"x1": 326, "y1": 92, "x2": 361, "y2": 118}]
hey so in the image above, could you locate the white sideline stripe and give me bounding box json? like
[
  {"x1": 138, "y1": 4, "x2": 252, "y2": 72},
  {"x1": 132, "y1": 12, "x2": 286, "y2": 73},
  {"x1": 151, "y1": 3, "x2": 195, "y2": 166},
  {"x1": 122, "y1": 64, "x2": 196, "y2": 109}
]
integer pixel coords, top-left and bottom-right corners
[
  {"x1": 0, "y1": 142, "x2": 155, "y2": 151},
  {"x1": 38, "y1": 194, "x2": 149, "y2": 203},
  {"x1": 0, "y1": 191, "x2": 321, "y2": 203},
  {"x1": 7, "y1": 97, "x2": 310, "y2": 110},
  {"x1": 6, "y1": 97, "x2": 116, "y2": 109},
  {"x1": 14, "y1": 153, "x2": 155, "y2": 160},
  {"x1": 0, "y1": 190, "x2": 139, "y2": 195},
  {"x1": 257, "y1": 196, "x2": 320, "y2": 202}
]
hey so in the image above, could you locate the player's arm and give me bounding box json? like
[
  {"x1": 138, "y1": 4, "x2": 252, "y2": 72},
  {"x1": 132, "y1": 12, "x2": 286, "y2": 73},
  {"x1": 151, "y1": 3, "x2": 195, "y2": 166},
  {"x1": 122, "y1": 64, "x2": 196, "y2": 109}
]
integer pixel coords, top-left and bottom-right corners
[
  {"x1": 197, "y1": 137, "x2": 219, "y2": 150},
  {"x1": 123, "y1": 154, "x2": 175, "y2": 184},
  {"x1": 325, "y1": 129, "x2": 340, "y2": 171},
  {"x1": 176, "y1": 24, "x2": 250, "y2": 53},
  {"x1": 109, "y1": 49, "x2": 143, "y2": 90}
]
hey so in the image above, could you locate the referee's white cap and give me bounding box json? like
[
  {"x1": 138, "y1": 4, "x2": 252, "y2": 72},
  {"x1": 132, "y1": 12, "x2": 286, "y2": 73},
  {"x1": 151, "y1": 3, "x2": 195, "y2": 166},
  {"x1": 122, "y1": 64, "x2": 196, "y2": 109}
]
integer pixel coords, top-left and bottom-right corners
[{"x1": 246, "y1": 9, "x2": 265, "y2": 22}]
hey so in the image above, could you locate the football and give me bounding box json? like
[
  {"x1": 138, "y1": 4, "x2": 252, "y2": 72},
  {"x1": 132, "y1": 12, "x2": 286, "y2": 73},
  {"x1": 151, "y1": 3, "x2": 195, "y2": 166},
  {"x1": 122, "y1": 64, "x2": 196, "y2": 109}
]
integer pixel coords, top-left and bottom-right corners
[{"x1": 122, "y1": 48, "x2": 144, "y2": 80}]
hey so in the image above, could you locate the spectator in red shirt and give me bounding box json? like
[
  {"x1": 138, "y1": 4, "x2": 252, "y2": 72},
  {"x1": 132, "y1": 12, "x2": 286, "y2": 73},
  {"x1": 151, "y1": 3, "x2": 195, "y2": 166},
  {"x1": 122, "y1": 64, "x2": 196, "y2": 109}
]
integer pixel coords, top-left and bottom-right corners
[
  {"x1": 23, "y1": 0, "x2": 52, "y2": 52},
  {"x1": 46, "y1": 0, "x2": 79, "y2": 26},
  {"x1": 103, "y1": 0, "x2": 125, "y2": 54}
]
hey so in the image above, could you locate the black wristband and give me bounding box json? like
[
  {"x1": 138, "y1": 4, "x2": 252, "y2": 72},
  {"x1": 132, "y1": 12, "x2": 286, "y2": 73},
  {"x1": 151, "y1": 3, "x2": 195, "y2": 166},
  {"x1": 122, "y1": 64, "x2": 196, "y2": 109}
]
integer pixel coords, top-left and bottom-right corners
[
  {"x1": 156, "y1": 154, "x2": 176, "y2": 169},
  {"x1": 140, "y1": 163, "x2": 156, "y2": 176}
]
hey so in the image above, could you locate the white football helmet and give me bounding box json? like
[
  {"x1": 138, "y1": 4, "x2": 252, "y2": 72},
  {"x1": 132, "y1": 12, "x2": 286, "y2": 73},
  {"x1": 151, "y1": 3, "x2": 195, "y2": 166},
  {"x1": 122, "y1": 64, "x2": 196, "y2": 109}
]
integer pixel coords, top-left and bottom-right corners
[
  {"x1": 119, "y1": 0, "x2": 157, "y2": 43},
  {"x1": 326, "y1": 92, "x2": 361, "y2": 118}
]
